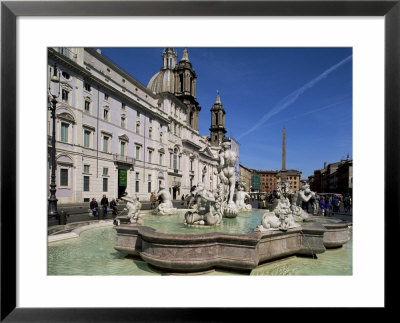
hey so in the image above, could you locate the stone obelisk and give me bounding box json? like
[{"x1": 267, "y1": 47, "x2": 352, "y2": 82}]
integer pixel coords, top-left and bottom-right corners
[
  {"x1": 279, "y1": 127, "x2": 287, "y2": 182},
  {"x1": 282, "y1": 127, "x2": 286, "y2": 171}
]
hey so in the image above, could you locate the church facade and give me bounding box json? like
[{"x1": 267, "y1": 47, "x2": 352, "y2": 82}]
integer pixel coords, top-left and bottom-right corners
[{"x1": 47, "y1": 47, "x2": 236, "y2": 203}]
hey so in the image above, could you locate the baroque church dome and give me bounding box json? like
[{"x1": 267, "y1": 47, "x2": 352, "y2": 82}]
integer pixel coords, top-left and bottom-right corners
[
  {"x1": 147, "y1": 48, "x2": 178, "y2": 94},
  {"x1": 147, "y1": 69, "x2": 175, "y2": 94}
]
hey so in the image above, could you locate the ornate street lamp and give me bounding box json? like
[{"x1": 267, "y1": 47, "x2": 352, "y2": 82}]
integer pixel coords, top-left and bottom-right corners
[{"x1": 48, "y1": 63, "x2": 59, "y2": 219}]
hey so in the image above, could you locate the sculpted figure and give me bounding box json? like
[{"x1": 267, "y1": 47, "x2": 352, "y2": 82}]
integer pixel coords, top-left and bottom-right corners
[
  {"x1": 153, "y1": 182, "x2": 177, "y2": 215},
  {"x1": 255, "y1": 186, "x2": 299, "y2": 232},
  {"x1": 217, "y1": 140, "x2": 237, "y2": 206},
  {"x1": 120, "y1": 193, "x2": 142, "y2": 224},
  {"x1": 234, "y1": 186, "x2": 252, "y2": 212},
  {"x1": 184, "y1": 183, "x2": 222, "y2": 226},
  {"x1": 291, "y1": 183, "x2": 315, "y2": 221}
]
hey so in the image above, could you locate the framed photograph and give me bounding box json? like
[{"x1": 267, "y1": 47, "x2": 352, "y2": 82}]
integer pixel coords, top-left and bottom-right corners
[{"x1": 1, "y1": 0, "x2": 397, "y2": 320}]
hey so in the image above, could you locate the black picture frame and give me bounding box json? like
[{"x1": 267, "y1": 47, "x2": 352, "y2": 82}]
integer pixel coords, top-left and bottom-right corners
[{"x1": 1, "y1": 0, "x2": 397, "y2": 321}]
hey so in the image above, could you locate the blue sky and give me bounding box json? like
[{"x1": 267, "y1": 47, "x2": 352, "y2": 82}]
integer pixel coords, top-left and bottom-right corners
[{"x1": 99, "y1": 47, "x2": 352, "y2": 178}]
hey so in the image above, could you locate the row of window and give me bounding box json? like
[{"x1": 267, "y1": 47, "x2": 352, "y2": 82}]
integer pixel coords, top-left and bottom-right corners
[
  {"x1": 83, "y1": 103, "x2": 161, "y2": 139},
  {"x1": 62, "y1": 126, "x2": 181, "y2": 169},
  {"x1": 58, "y1": 67, "x2": 165, "y2": 133},
  {"x1": 60, "y1": 168, "x2": 157, "y2": 194}
]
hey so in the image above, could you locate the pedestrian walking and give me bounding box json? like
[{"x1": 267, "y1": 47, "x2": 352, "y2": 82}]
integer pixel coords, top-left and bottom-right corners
[
  {"x1": 318, "y1": 196, "x2": 324, "y2": 216},
  {"x1": 100, "y1": 194, "x2": 109, "y2": 218},
  {"x1": 181, "y1": 194, "x2": 185, "y2": 205},
  {"x1": 325, "y1": 197, "x2": 331, "y2": 216},
  {"x1": 332, "y1": 195, "x2": 340, "y2": 213},
  {"x1": 343, "y1": 195, "x2": 350, "y2": 213},
  {"x1": 90, "y1": 197, "x2": 99, "y2": 217}
]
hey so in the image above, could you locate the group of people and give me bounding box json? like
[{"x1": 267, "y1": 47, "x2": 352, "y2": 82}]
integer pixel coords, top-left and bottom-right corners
[
  {"x1": 89, "y1": 195, "x2": 118, "y2": 218},
  {"x1": 255, "y1": 191, "x2": 352, "y2": 217},
  {"x1": 315, "y1": 194, "x2": 352, "y2": 216}
]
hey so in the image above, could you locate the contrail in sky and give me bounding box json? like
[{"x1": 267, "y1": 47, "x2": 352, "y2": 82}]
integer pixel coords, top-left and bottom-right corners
[{"x1": 237, "y1": 55, "x2": 352, "y2": 140}]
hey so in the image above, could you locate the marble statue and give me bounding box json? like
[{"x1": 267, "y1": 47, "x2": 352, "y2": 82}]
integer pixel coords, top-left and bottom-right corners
[
  {"x1": 153, "y1": 182, "x2": 177, "y2": 215},
  {"x1": 183, "y1": 140, "x2": 241, "y2": 226},
  {"x1": 184, "y1": 182, "x2": 223, "y2": 226},
  {"x1": 234, "y1": 186, "x2": 252, "y2": 212},
  {"x1": 217, "y1": 140, "x2": 237, "y2": 205},
  {"x1": 216, "y1": 139, "x2": 239, "y2": 217},
  {"x1": 255, "y1": 181, "x2": 299, "y2": 232},
  {"x1": 120, "y1": 193, "x2": 142, "y2": 224},
  {"x1": 290, "y1": 183, "x2": 315, "y2": 221}
]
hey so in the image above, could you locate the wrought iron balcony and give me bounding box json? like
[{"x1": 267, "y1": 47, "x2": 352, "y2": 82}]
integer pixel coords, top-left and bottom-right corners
[{"x1": 113, "y1": 154, "x2": 134, "y2": 165}]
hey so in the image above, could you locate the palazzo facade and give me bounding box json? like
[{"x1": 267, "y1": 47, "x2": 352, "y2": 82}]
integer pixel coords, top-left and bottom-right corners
[{"x1": 48, "y1": 47, "x2": 236, "y2": 203}]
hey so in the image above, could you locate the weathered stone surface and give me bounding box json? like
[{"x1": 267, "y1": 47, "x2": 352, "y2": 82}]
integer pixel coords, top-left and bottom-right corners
[
  {"x1": 321, "y1": 222, "x2": 351, "y2": 248},
  {"x1": 114, "y1": 220, "x2": 350, "y2": 272},
  {"x1": 297, "y1": 224, "x2": 326, "y2": 256}
]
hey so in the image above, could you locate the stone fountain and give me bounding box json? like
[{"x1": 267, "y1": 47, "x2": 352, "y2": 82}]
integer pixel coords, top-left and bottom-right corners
[{"x1": 114, "y1": 142, "x2": 351, "y2": 273}]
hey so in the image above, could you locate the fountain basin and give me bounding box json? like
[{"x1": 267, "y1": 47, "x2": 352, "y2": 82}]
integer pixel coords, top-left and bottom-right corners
[
  {"x1": 114, "y1": 222, "x2": 333, "y2": 272},
  {"x1": 320, "y1": 222, "x2": 352, "y2": 248}
]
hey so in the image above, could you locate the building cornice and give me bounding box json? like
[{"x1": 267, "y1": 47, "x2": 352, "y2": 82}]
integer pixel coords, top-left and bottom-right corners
[
  {"x1": 48, "y1": 48, "x2": 170, "y2": 125},
  {"x1": 85, "y1": 48, "x2": 157, "y2": 99}
]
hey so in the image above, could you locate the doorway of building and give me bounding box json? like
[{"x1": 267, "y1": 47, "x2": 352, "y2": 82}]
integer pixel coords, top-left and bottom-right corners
[
  {"x1": 172, "y1": 187, "x2": 177, "y2": 200},
  {"x1": 118, "y1": 169, "x2": 127, "y2": 198}
]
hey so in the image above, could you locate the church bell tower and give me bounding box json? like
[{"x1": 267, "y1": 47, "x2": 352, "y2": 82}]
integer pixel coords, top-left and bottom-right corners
[
  {"x1": 209, "y1": 91, "x2": 227, "y2": 147},
  {"x1": 174, "y1": 49, "x2": 201, "y2": 131}
]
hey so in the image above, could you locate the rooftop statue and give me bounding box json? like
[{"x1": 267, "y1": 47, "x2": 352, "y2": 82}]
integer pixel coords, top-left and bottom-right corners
[{"x1": 153, "y1": 182, "x2": 177, "y2": 215}]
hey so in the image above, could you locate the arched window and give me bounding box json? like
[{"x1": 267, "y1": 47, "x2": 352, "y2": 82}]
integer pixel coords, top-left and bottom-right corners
[
  {"x1": 215, "y1": 112, "x2": 219, "y2": 125},
  {"x1": 189, "y1": 111, "x2": 193, "y2": 127},
  {"x1": 173, "y1": 148, "x2": 178, "y2": 170},
  {"x1": 180, "y1": 74, "x2": 184, "y2": 92}
]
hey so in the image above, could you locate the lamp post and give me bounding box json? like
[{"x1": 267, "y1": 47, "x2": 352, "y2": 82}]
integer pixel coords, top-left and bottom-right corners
[{"x1": 48, "y1": 63, "x2": 59, "y2": 219}]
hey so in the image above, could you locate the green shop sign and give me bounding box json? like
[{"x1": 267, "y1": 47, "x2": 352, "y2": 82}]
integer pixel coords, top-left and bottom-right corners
[
  {"x1": 251, "y1": 174, "x2": 260, "y2": 190},
  {"x1": 118, "y1": 169, "x2": 127, "y2": 186}
]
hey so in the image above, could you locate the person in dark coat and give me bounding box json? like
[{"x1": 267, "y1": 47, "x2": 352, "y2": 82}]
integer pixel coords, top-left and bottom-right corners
[
  {"x1": 110, "y1": 199, "x2": 118, "y2": 215},
  {"x1": 90, "y1": 198, "x2": 99, "y2": 217},
  {"x1": 100, "y1": 194, "x2": 109, "y2": 218},
  {"x1": 319, "y1": 196, "x2": 326, "y2": 216}
]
